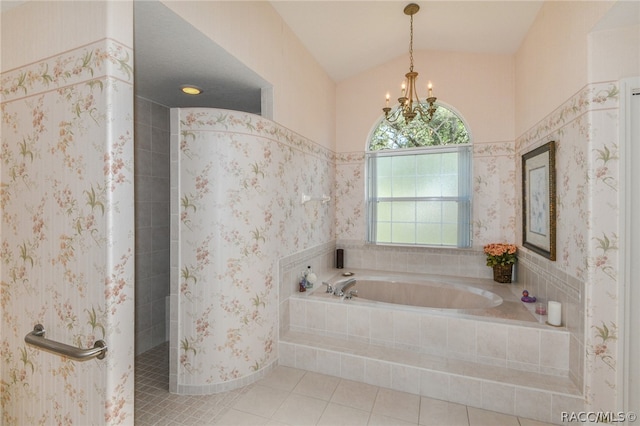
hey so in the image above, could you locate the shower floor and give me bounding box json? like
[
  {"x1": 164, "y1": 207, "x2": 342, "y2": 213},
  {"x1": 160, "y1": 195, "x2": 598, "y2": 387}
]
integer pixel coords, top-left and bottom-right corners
[
  {"x1": 134, "y1": 342, "x2": 249, "y2": 424},
  {"x1": 134, "y1": 343, "x2": 557, "y2": 425}
]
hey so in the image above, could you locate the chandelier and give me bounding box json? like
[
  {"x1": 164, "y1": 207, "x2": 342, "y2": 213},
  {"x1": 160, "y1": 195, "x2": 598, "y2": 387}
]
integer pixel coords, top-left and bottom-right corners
[{"x1": 382, "y1": 3, "x2": 437, "y2": 124}]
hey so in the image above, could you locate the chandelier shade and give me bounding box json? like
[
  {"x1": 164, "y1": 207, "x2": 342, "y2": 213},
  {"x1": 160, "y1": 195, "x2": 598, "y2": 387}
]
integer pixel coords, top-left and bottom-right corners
[{"x1": 382, "y1": 3, "x2": 437, "y2": 124}]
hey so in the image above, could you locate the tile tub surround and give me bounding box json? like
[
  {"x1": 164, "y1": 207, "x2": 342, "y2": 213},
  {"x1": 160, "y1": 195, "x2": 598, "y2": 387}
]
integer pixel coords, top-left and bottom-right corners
[
  {"x1": 335, "y1": 241, "x2": 494, "y2": 280},
  {"x1": 290, "y1": 270, "x2": 570, "y2": 373},
  {"x1": 280, "y1": 270, "x2": 582, "y2": 424},
  {"x1": 278, "y1": 241, "x2": 338, "y2": 336},
  {"x1": 514, "y1": 251, "x2": 585, "y2": 392}
]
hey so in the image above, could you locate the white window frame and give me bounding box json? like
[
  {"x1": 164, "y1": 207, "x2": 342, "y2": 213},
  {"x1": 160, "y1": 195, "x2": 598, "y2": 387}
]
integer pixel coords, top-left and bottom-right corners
[{"x1": 365, "y1": 106, "x2": 473, "y2": 248}]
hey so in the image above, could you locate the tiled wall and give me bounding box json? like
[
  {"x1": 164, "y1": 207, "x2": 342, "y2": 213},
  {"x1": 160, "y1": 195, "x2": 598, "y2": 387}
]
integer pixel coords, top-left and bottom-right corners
[
  {"x1": 335, "y1": 241, "x2": 493, "y2": 280},
  {"x1": 135, "y1": 97, "x2": 171, "y2": 355},
  {"x1": 514, "y1": 253, "x2": 585, "y2": 391},
  {"x1": 288, "y1": 295, "x2": 570, "y2": 377},
  {"x1": 278, "y1": 241, "x2": 337, "y2": 336}
]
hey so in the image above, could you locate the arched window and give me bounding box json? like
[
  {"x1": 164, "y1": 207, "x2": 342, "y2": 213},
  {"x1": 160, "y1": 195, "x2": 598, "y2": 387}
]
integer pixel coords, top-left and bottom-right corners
[{"x1": 366, "y1": 103, "x2": 472, "y2": 247}]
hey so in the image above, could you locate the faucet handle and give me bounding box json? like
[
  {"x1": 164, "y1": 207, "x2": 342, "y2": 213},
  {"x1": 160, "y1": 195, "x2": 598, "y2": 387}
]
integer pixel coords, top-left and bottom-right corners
[
  {"x1": 322, "y1": 281, "x2": 333, "y2": 293},
  {"x1": 344, "y1": 289, "x2": 358, "y2": 299}
]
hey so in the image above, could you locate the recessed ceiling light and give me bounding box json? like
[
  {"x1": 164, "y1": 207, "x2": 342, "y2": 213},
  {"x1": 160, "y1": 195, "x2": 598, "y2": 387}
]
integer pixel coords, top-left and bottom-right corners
[{"x1": 180, "y1": 85, "x2": 203, "y2": 95}]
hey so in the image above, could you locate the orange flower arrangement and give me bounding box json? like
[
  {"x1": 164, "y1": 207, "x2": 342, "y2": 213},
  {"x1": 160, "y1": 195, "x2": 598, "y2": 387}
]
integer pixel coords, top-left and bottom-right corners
[{"x1": 484, "y1": 243, "x2": 517, "y2": 267}]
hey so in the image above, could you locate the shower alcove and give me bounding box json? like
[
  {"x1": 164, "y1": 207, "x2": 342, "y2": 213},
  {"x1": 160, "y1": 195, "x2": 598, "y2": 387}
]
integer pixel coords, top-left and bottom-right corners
[{"x1": 169, "y1": 108, "x2": 335, "y2": 394}]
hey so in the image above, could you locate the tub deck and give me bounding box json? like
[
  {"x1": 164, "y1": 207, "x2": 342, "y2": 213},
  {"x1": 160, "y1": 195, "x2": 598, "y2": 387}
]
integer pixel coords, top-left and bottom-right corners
[{"x1": 281, "y1": 269, "x2": 583, "y2": 424}]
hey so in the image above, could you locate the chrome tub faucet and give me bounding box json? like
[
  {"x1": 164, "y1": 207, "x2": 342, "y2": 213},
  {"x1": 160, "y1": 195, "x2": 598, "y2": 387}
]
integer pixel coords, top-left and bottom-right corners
[{"x1": 333, "y1": 278, "x2": 356, "y2": 297}]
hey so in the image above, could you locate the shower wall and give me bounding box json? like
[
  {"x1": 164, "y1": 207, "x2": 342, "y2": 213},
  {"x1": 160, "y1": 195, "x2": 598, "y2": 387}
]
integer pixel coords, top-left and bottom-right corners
[
  {"x1": 0, "y1": 32, "x2": 135, "y2": 423},
  {"x1": 170, "y1": 108, "x2": 335, "y2": 394},
  {"x1": 135, "y1": 97, "x2": 171, "y2": 355}
]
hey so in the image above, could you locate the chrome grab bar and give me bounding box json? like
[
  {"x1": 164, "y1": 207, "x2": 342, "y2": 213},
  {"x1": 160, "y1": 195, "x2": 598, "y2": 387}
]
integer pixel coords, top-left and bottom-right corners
[{"x1": 24, "y1": 324, "x2": 107, "y2": 361}]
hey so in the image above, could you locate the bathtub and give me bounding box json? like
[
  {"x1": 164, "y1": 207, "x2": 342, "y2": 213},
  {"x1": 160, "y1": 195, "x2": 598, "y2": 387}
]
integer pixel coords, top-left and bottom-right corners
[
  {"x1": 310, "y1": 271, "x2": 538, "y2": 321},
  {"x1": 331, "y1": 276, "x2": 503, "y2": 310},
  {"x1": 281, "y1": 269, "x2": 576, "y2": 422}
]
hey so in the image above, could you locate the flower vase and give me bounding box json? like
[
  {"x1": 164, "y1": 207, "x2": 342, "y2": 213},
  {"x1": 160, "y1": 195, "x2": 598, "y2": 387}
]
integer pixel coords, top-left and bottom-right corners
[{"x1": 492, "y1": 264, "x2": 513, "y2": 283}]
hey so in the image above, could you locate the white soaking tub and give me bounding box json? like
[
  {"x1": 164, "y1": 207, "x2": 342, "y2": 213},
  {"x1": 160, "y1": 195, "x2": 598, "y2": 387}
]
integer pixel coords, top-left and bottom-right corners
[{"x1": 334, "y1": 276, "x2": 503, "y2": 310}]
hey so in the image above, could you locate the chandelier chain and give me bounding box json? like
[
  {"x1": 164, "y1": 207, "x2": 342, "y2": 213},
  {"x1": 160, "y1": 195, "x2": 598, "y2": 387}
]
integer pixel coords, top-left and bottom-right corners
[{"x1": 409, "y1": 14, "x2": 414, "y2": 72}]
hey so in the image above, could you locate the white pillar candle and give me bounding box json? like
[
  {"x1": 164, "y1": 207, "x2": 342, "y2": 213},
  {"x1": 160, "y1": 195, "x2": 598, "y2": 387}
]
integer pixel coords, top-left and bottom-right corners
[{"x1": 548, "y1": 301, "x2": 562, "y2": 326}]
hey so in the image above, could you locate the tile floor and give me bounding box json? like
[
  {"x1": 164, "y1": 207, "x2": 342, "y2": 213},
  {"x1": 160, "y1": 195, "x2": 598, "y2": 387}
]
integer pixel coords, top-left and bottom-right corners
[{"x1": 135, "y1": 344, "x2": 557, "y2": 426}]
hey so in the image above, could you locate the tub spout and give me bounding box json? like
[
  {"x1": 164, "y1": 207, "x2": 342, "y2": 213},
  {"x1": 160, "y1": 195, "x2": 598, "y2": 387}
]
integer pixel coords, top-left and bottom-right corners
[{"x1": 333, "y1": 278, "x2": 356, "y2": 297}]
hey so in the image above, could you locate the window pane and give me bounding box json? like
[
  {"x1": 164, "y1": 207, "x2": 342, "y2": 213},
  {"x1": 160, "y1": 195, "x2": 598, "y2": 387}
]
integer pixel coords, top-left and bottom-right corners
[
  {"x1": 441, "y1": 175, "x2": 458, "y2": 196},
  {"x1": 377, "y1": 222, "x2": 391, "y2": 242},
  {"x1": 416, "y1": 154, "x2": 440, "y2": 175},
  {"x1": 416, "y1": 224, "x2": 442, "y2": 245},
  {"x1": 442, "y1": 202, "x2": 458, "y2": 222},
  {"x1": 378, "y1": 202, "x2": 392, "y2": 221},
  {"x1": 416, "y1": 175, "x2": 440, "y2": 197},
  {"x1": 393, "y1": 201, "x2": 415, "y2": 222},
  {"x1": 377, "y1": 157, "x2": 392, "y2": 176},
  {"x1": 417, "y1": 201, "x2": 442, "y2": 222},
  {"x1": 391, "y1": 156, "x2": 415, "y2": 176},
  {"x1": 442, "y1": 224, "x2": 458, "y2": 245},
  {"x1": 377, "y1": 176, "x2": 392, "y2": 197},
  {"x1": 392, "y1": 222, "x2": 415, "y2": 244},
  {"x1": 441, "y1": 152, "x2": 458, "y2": 173},
  {"x1": 392, "y1": 176, "x2": 416, "y2": 197}
]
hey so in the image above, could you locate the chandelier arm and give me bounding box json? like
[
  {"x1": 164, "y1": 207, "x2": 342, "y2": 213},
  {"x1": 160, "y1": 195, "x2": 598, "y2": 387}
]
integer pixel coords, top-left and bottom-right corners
[{"x1": 386, "y1": 108, "x2": 403, "y2": 123}]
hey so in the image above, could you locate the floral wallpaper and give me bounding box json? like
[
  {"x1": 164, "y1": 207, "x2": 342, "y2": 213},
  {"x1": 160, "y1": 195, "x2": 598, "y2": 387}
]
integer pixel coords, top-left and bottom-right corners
[
  {"x1": 334, "y1": 152, "x2": 365, "y2": 241},
  {"x1": 472, "y1": 142, "x2": 518, "y2": 244},
  {"x1": 516, "y1": 82, "x2": 620, "y2": 412},
  {"x1": 172, "y1": 109, "x2": 335, "y2": 392},
  {"x1": 584, "y1": 89, "x2": 620, "y2": 411},
  {"x1": 1, "y1": 40, "x2": 135, "y2": 424}
]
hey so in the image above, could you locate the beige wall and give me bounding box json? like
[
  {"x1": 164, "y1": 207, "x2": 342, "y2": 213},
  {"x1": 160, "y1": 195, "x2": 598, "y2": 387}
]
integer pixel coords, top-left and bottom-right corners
[
  {"x1": 1, "y1": 1, "x2": 132, "y2": 71},
  {"x1": 514, "y1": 1, "x2": 614, "y2": 136},
  {"x1": 336, "y1": 50, "x2": 515, "y2": 152},
  {"x1": 161, "y1": 1, "x2": 336, "y2": 150},
  {"x1": 589, "y1": 24, "x2": 640, "y2": 82}
]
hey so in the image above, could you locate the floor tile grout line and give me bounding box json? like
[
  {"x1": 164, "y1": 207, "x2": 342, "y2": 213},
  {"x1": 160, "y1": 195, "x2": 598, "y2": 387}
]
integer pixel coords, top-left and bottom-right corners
[{"x1": 134, "y1": 343, "x2": 556, "y2": 426}]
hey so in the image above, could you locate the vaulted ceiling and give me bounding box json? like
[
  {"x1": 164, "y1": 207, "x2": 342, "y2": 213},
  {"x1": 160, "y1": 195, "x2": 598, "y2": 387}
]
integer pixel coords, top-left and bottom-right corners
[
  {"x1": 133, "y1": 1, "x2": 544, "y2": 112},
  {"x1": 271, "y1": 1, "x2": 543, "y2": 82}
]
